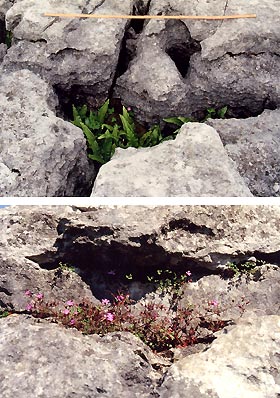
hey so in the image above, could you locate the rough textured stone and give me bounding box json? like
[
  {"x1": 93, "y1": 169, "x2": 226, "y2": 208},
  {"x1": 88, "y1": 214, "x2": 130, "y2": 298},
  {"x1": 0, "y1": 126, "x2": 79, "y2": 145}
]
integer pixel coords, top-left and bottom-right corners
[
  {"x1": 91, "y1": 123, "x2": 252, "y2": 197},
  {"x1": 0, "y1": 0, "x2": 14, "y2": 18},
  {"x1": 0, "y1": 69, "x2": 95, "y2": 196},
  {"x1": 0, "y1": 0, "x2": 279, "y2": 197},
  {"x1": 158, "y1": 315, "x2": 280, "y2": 398},
  {"x1": 2, "y1": 205, "x2": 280, "y2": 309},
  {"x1": 2, "y1": 0, "x2": 134, "y2": 105},
  {"x1": 0, "y1": 315, "x2": 166, "y2": 398},
  {"x1": 0, "y1": 205, "x2": 279, "y2": 397},
  {"x1": 0, "y1": 42, "x2": 6, "y2": 61},
  {"x1": 115, "y1": 0, "x2": 280, "y2": 123},
  {"x1": 179, "y1": 265, "x2": 280, "y2": 323},
  {"x1": 0, "y1": 206, "x2": 96, "y2": 310},
  {"x1": 208, "y1": 109, "x2": 280, "y2": 197}
]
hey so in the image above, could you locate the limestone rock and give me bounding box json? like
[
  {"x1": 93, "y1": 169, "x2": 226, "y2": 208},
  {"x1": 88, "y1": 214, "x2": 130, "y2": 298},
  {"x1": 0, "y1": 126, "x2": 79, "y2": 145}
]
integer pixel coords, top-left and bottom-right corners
[
  {"x1": 2, "y1": 0, "x2": 134, "y2": 104},
  {"x1": 208, "y1": 109, "x2": 280, "y2": 197},
  {"x1": 0, "y1": 205, "x2": 279, "y2": 396},
  {"x1": 158, "y1": 315, "x2": 280, "y2": 398},
  {"x1": 0, "y1": 69, "x2": 95, "y2": 196},
  {"x1": 91, "y1": 123, "x2": 252, "y2": 197},
  {"x1": 0, "y1": 206, "x2": 97, "y2": 310},
  {"x1": 115, "y1": 0, "x2": 280, "y2": 123},
  {"x1": 0, "y1": 0, "x2": 14, "y2": 17},
  {"x1": 0, "y1": 315, "x2": 165, "y2": 398},
  {"x1": 0, "y1": 42, "x2": 6, "y2": 61}
]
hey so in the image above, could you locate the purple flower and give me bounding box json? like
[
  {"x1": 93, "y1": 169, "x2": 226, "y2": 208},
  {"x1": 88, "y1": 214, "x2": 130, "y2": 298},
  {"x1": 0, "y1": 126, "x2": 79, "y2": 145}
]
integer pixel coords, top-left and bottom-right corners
[
  {"x1": 66, "y1": 300, "x2": 74, "y2": 306},
  {"x1": 69, "y1": 319, "x2": 75, "y2": 325},
  {"x1": 101, "y1": 299, "x2": 110, "y2": 306},
  {"x1": 105, "y1": 312, "x2": 114, "y2": 322},
  {"x1": 26, "y1": 303, "x2": 34, "y2": 311},
  {"x1": 107, "y1": 270, "x2": 116, "y2": 276},
  {"x1": 186, "y1": 271, "x2": 192, "y2": 277},
  {"x1": 25, "y1": 290, "x2": 32, "y2": 297},
  {"x1": 35, "y1": 293, "x2": 43, "y2": 300},
  {"x1": 63, "y1": 309, "x2": 70, "y2": 315}
]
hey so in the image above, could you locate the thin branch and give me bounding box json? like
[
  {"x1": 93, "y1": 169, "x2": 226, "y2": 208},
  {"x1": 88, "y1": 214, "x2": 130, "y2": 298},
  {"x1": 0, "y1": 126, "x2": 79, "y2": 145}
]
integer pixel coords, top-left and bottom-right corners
[{"x1": 44, "y1": 13, "x2": 257, "y2": 21}]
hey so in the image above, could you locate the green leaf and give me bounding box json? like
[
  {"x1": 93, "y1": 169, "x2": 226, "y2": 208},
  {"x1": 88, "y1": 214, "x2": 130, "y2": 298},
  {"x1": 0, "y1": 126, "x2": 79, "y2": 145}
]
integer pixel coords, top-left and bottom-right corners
[
  {"x1": 72, "y1": 105, "x2": 80, "y2": 124},
  {"x1": 79, "y1": 104, "x2": 88, "y2": 119},
  {"x1": 97, "y1": 99, "x2": 110, "y2": 124},
  {"x1": 119, "y1": 114, "x2": 138, "y2": 147},
  {"x1": 218, "y1": 106, "x2": 228, "y2": 119},
  {"x1": 163, "y1": 117, "x2": 184, "y2": 127},
  {"x1": 88, "y1": 153, "x2": 105, "y2": 164},
  {"x1": 177, "y1": 116, "x2": 192, "y2": 124}
]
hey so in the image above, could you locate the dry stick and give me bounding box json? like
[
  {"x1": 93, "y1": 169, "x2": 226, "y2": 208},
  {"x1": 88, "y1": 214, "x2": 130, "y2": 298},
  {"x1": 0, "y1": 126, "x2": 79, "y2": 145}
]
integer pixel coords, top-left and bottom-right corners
[{"x1": 44, "y1": 13, "x2": 257, "y2": 20}]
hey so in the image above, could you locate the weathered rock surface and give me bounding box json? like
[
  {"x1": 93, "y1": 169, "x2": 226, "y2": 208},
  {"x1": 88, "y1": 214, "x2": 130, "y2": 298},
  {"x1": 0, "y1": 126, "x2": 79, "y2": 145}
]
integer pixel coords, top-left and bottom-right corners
[
  {"x1": 0, "y1": 315, "x2": 166, "y2": 398},
  {"x1": 0, "y1": 0, "x2": 279, "y2": 196},
  {"x1": 0, "y1": 205, "x2": 279, "y2": 397},
  {"x1": 0, "y1": 206, "x2": 97, "y2": 310},
  {"x1": 158, "y1": 315, "x2": 280, "y2": 398},
  {"x1": 179, "y1": 265, "x2": 280, "y2": 322},
  {"x1": 208, "y1": 109, "x2": 280, "y2": 197},
  {"x1": 115, "y1": 0, "x2": 280, "y2": 123},
  {"x1": 2, "y1": 0, "x2": 134, "y2": 106},
  {"x1": 0, "y1": 42, "x2": 6, "y2": 61},
  {"x1": 91, "y1": 123, "x2": 252, "y2": 197},
  {"x1": 0, "y1": 69, "x2": 95, "y2": 196},
  {"x1": 1, "y1": 205, "x2": 280, "y2": 311}
]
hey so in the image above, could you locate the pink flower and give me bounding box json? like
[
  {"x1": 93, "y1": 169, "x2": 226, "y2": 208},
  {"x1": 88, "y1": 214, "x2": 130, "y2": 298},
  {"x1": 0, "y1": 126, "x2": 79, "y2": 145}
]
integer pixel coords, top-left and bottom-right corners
[
  {"x1": 69, "y1": 319, "x2": 75, "y2": 325},
  {"x1": 127, "y1": 107, "x2": 132, "y2": 111},
  {"x1": 25, "y1": 290, "x2": 32, "y2": 297},
  {"x1": 186, "y1": 271, "x2": 192, "y2": 277},
  {"x1": 35, "y1": 293, "x2": 43, "y2": 300},
  {"x1": 63, "y1": 309, "x2": 70, "y2": 315},
  {"x1": 101, "y1": 299, "x2": 110, "y2": 306},
  {"x1": 26, "y1": 303, "x2": 34, "y2": 311},
  {"x1": 66, "y1": 300, "x2": 74, "y2": 306},
  {"x1": 210, "y1": 300, "x2": 218, "y2": 306},
  {"x1": 105, "y1": 312, "x2": 114, "y2": 322},
  {"x1": 107, "y1": 270, "x2": 116, "y2": 276},
  {"x1": 116, "y1": 295, "x2": 125, "y2": 302}
]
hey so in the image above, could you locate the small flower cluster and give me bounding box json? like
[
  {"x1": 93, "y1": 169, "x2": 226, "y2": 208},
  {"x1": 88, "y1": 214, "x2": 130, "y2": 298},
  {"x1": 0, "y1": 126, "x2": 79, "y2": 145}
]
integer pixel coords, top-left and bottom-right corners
[{"x1": 23, "y1": 287, "x2": 246, "y2": 353}]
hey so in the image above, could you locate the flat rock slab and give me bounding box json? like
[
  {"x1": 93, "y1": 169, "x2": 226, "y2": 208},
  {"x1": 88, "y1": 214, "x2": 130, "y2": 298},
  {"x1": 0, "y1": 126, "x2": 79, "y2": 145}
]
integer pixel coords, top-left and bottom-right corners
[
  {"x1": 158, "y1": 315, "x2": 280, "y2": 398},
  {"x1": 91, "y1": 123, "x2": 252, "y2": 196},
  {"x1": 0, "y1": 69, "x2": 95, "y2": 196},
  {"x1": 208, "y1": 109, "x2": 280, "y2": 197},
  {"x1": 0, "y1": 315, "x2": 164, "y2": 398}
]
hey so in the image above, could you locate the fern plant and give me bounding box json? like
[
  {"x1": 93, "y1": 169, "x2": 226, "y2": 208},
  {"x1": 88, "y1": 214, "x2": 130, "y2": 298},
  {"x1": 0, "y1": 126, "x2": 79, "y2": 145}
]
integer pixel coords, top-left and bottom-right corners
[
  {"x1": 72, "y1": 100, "x2": 229, "y2": 165},
  {"x1": 71, "y1": 100, "x2": 175, "y2": 165}
]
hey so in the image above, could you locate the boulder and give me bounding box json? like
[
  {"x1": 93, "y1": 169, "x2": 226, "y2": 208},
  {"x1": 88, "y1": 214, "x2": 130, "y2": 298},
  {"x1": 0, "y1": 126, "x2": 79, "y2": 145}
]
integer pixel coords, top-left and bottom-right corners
[
  {"x1": 115, "y1": 0, "x2": 280, "y2": 123},
  {"x1": 158, "y1": 315, "x2": 280, "y2": 398},
  {"x1": 0, "y1": 206, "x2": 96, "y2": 310},
  {"x1": 208, "y1": 109, "x2": 280, "y2": 197},
  {"x1": 0, "y1": 69, "x2": 95, "y2": 196},
  {"x1": 91, "y1": 123, "x2": 252, "y2": 196},
  {"x1": 0, "y1": 315, "x2": 166, "y2": 398},
  {"x1": 2, "y1": 0, "x2": 134, "y2": 106}
]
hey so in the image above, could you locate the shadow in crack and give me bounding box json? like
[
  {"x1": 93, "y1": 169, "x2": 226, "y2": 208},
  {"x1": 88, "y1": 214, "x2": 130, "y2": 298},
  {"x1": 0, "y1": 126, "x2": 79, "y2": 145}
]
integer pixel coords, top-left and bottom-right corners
[{"x1": 164, "y1": 20, "x2": 201, "y2": 79}]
